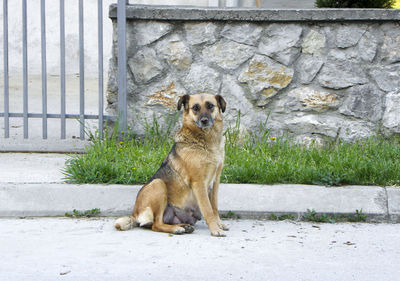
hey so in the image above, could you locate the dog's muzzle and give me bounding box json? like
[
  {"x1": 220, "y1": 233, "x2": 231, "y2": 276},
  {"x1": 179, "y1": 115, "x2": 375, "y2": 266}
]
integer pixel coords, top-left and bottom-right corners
[{"x1": 196, "y1": 113, "x2": 214, "y2": 129}]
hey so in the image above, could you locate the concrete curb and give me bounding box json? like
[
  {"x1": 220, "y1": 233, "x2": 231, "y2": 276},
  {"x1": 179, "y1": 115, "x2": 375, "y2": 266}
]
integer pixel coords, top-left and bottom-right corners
[
  {"x1": 109, "y1": 4, "x2": 400, "y2": 22},
  {"x1": 1, "y1": 183, "x2": 399, "y2": 223}
]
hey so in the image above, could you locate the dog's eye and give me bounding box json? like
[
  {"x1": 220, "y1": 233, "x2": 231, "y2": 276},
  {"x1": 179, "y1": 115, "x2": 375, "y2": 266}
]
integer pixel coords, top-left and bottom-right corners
[
  {"x1": 206, "y1": 102, "x2": 214, "y2": 110},
  {"x1": 192, "y1": 104, "x2": 200, "y2": 112}
]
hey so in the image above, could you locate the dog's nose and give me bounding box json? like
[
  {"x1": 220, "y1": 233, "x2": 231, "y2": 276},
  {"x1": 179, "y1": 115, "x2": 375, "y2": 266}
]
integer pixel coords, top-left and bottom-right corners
[{"x1": 200, "y1": 117, "x2": 208, "y2": 126}]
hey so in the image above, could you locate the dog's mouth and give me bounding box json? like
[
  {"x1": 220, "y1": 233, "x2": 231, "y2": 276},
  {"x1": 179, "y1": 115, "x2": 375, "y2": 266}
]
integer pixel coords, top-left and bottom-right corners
[{"x1": 196, "y1": 114, "x2": 214, "y2": 129}]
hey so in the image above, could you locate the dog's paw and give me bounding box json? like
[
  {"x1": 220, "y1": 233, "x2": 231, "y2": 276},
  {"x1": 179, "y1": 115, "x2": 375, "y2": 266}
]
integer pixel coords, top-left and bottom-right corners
[
  {"x1": 211, "y1": 228, "x2": 226, "y2": 237},
  {"x1": 173, "y1": 226, "x2": 186, "y2": 234},
  {"x1": 173, "y1": 225, "x2": 194, "y2": 234},
  {"x1": 114, "y1": 216, "x2": 134, "y2": 231},
  {"x1": 219, "y1": 222, "x2": 229, "y2": 231},
  {"x1": 182, "y1": 224, "x2": 195, "y2": 234}
]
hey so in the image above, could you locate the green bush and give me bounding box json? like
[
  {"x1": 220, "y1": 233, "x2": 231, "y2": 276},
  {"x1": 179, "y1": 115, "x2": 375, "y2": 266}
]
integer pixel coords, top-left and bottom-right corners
[{"x1": 315, "y1": 0, "x2": 395, "y2": 8}]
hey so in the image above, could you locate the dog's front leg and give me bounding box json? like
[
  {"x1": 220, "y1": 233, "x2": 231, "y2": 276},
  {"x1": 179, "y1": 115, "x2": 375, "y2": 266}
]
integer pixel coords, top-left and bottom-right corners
[
  {"x1": 192, "y1": 182, "x2": 225, "y2": 237},
  {"x1": 209, "y1": 166, "x2": 229, "y2": 231}
]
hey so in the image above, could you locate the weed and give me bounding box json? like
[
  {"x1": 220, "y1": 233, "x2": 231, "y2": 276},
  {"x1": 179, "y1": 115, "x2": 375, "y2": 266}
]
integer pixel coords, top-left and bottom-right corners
[
  {"x1": 220, "y1": 211, "x2": 241, "y2": 219},
  {"x1": 302, "y1": 209, "x2": 337, "y2": 223},
  {"x1": 312, "y1": 171, "x2": 344, "y2": 186},
  {"x1": 65, "y1": 208, "x2": 101, "y2": 218},
  {"x1": 268, "y1": 213, "x2": 295, "y2": 221},
  {"x1": 347, "y1": 209, "x2": 367, "y2": 222},
  {"x1": 143, "y1": 112, "x2": 180, "y2": 144},
  {"x1": 302, "y1": 209, "x2": 367, "y2": 223}
]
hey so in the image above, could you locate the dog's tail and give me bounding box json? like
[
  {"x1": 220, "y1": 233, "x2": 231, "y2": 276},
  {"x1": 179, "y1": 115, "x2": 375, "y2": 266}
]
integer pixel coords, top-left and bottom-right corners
[{"x1": 114, "y1": 216, "x2": 138, "y2": 231}]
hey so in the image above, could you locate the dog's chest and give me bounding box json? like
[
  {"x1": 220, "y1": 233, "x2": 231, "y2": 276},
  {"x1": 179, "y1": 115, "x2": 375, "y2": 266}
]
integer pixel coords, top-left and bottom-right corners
[{"x1": 207, "y1": 137, "x2": 225, "y2": 165}]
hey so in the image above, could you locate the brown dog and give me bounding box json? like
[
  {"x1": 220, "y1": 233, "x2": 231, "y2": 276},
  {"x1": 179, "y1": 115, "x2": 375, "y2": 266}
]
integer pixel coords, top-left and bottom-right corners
[{"x1": 114, "y1": 93, "x2": 228, "y2": 236}]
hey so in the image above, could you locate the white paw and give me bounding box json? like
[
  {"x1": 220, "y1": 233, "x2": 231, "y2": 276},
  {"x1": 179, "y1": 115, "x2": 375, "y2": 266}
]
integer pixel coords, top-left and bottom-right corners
[
  {"x1": 219, "y1": 222, "x2": 229, "y2": 231},
  {"x1": 173, "y1": 227, "x2": 186, "y2": 234},
  {"x1": 114, "y1": 217, "x2": 133, "y2": 231},
  {"x1": 211, "y1": 228, "x2": 226, "y2": 237}
]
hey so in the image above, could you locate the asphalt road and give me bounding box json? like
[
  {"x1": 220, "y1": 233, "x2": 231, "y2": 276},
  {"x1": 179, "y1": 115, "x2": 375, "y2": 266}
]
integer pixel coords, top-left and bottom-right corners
[{"x1": 0, "y1": 218, "x2": 399, "y2": 281}]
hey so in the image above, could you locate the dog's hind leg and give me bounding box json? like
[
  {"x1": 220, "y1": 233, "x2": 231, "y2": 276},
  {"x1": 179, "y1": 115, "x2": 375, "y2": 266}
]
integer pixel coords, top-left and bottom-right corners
[
  {"x1": 152, "y1": 217, "x2": 194, "y2": 234},
  {"x1": 137, "y1": 179, "x2": 194, "y2": 234}
]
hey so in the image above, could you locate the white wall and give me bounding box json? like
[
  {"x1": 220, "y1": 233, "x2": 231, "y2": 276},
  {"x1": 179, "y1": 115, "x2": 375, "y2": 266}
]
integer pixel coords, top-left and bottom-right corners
[{"x1": 0, "y1": 0, "x2": 209, "y2": 77}]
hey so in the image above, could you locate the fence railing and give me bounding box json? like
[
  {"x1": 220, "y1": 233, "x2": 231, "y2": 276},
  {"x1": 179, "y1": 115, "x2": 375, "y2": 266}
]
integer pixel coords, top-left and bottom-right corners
[
  {"x1": 117, "y1": 0, "x2": 127, "y2": 135},
  {"x1": 1, "y1": 0, "x2": 128, "y2": 141}
]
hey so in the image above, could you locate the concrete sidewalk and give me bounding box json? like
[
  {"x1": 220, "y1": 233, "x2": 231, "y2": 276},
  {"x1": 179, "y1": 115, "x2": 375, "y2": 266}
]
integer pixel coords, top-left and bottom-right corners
[
  {"x1": 0, "y1": 153, "x2": 399, "y2": 222},
  {"x1": 1, "y1": 218, "x2": 399, "y2": 281}
]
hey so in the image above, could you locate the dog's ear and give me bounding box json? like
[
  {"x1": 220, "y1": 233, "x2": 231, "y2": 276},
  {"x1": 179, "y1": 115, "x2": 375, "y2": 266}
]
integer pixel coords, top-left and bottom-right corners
[
  {"x1": 177, "y1": 95, "x2": 190, "y2": 111},
  {"x1": 215, "y1": 95, "x2": 226, "y2": 113}
]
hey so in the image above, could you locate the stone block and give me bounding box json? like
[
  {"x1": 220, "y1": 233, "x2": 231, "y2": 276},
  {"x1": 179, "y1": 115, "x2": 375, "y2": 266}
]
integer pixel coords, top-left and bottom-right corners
[
  {"x1": 382, "y1": 90, "x2": 400, "y2": 133},
  {"x1": 335, "y1": 24, "x2": 366, "y2": 48},
  {"x1": 145, "y1": 78, "x2": 186, "y2": 110},
  {"x1": 301, "y1": 29, "x2": 326, "y2": 56},
  {"x1": 280, "y1": 114, "x2": 339, "y2": 138},
  {"x1": 156, "y1": 35, "x2": 192, "y2": 70},
  {"x1": 258, "y1": 24, "x2": 302, "y2": 66},
  {"x1": 220, "y1": 75, "x2": 253, "y2": 124},
  {"x1": 129, "y1": 76, "x2": 186, "y2": 135},
  {"x1": 238, "y1": 54, "x2": 293, "y2": 106},
  {"x1": 370, "y1": 64, "x2": 400, "y2": 92},
  {"x1": 296, "y1": 55, "x2": 324, "y2": 84},
  {"x1": 184, "y1": 22, "x2": 218, "y2": 45},
  {"x1": 128, "y1": 47, "x2": 164, "y2": 84},
  {"x1": 294, "y1": 134, "x2": 325, "y2": 147},
  {"x1": 339, "y1": 84, "x2": 384, "y2": 122},
  {"x1": 286, "y1": 87, "x2": 339, "y2": 113},
  {"x1": 381, "y1": 35, "x2": 400, "y2": 64},
  {"x1": 358, "y1": 30, "x2": 378, "y2": 62},
  {"x1": 338, "y1": 120, "x2": 374, "y2": 142},
  {"x1": 202, "y1": 40, "x2": 255, "y2": 70},
  {"x1": 131, "y1": 20, "x2": 173, "y2": 46},
  {"x1": 107, "y1": 58, "x2": 137, "y2": 109},
  {"x1": 318, "y1": 49, "x2": 368, "y2": 89},
  {"x1": 221, "y1": 23, "x2": 263, "y2": 46},
  {"x1": 183, "y1": 63, "x2": 221, "y2": 93}
]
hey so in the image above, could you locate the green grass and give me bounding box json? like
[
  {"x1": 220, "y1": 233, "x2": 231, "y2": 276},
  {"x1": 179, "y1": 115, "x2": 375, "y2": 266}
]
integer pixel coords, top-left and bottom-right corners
[
  {"x1": 63, "y1": 118, "x2": 400, "y2": 187},
  {"x1": 223, "y1": 134, "x2": 400, "y2": 186},
  {"x1": 266, "y1": 210, "x2": 367, "y2": 223},
  {"x1": 302, "y1": 209, "x2": 367, "y2": 223},
  {"x1": 268, "y1": 213, "x2": 296, "y2": 221},
  {"x1": 65, "y1": 208, "x2": 101, "y2": 218},
  {"x1": 220, "y1": 211, "x2": 242, "y2": 219}
]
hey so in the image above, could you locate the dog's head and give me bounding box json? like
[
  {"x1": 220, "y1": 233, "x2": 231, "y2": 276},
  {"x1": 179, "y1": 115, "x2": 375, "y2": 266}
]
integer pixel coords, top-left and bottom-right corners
[{"x1": 177, "y1": 94, "x2": 226, "y2": 129}]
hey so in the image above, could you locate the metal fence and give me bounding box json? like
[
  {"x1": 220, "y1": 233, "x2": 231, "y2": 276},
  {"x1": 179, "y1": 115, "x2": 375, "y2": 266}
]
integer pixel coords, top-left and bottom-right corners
[{"x1": 1, "y1": 0, "x2": 128, "y2": 140}]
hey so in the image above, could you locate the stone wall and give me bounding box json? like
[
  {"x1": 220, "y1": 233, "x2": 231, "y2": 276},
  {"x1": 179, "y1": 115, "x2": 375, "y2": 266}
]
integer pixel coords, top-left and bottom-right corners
[{"x1": 107, "y1": 5, "x2": 400, "y2": 143}]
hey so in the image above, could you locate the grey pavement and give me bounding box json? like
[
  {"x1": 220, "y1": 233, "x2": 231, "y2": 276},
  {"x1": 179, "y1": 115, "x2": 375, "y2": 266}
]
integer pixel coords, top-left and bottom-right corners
[{"x1": 0, "y1": 218, "x2": 399, "y2": 281}]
